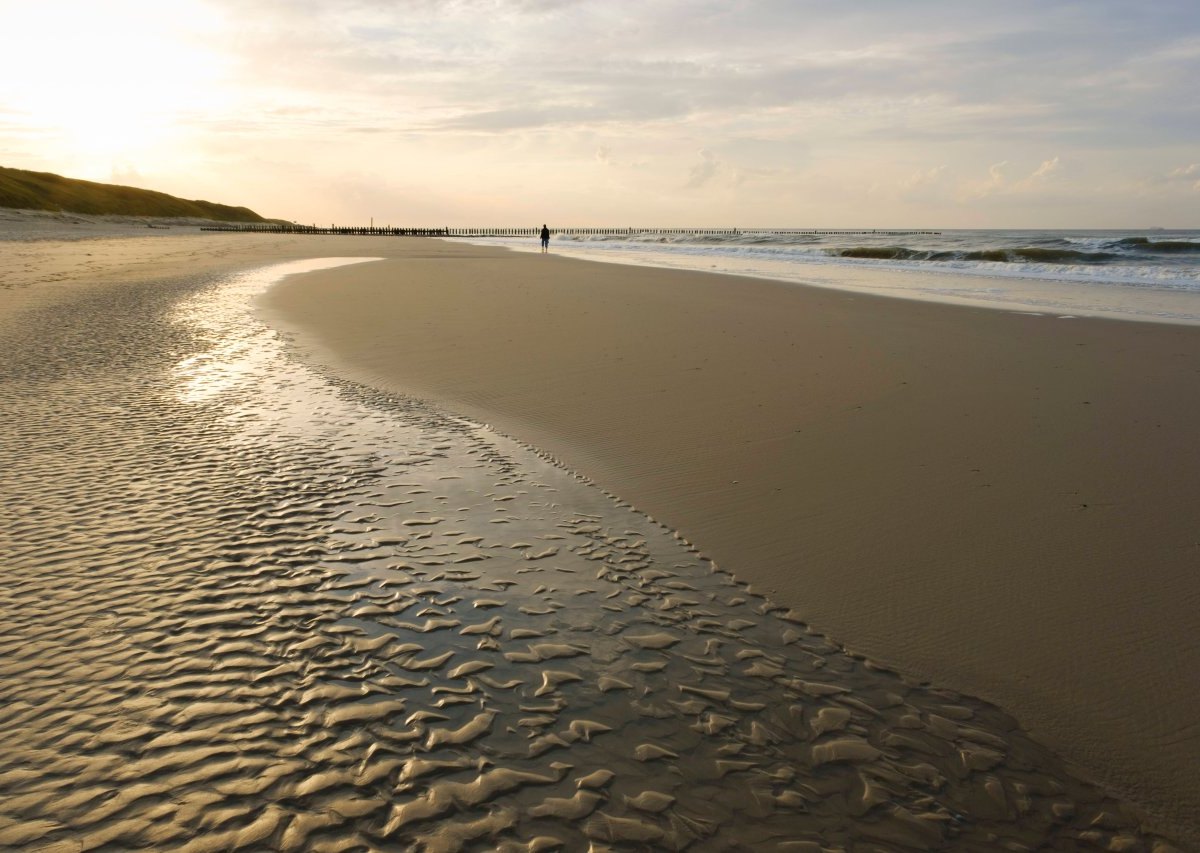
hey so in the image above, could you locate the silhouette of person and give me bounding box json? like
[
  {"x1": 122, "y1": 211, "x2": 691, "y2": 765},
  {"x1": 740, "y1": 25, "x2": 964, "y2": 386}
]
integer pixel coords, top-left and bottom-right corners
[{"x1": 540, "y1": 224, "x2": 550, "y2": 253}]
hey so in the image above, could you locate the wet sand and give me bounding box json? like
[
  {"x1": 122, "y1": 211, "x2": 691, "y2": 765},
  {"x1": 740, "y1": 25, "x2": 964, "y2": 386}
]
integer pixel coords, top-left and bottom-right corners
[
  {"x1": 262, "y1": 240, "x2": 1200, "y2": 846},
  {"x1": 0, "y1": 229, "x2": 1195, "y2": 849}
]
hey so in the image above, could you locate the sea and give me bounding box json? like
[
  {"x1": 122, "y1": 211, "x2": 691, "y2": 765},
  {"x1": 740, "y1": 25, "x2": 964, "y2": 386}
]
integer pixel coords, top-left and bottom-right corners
[{"x1": 460, "y1": 229, "x2": 1200, "y2": 325}]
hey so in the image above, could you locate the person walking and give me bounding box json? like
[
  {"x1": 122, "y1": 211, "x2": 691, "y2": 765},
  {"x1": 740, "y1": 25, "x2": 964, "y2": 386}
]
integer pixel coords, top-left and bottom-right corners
[{"x1": 540, "y1": 224, "x2": 550, "y2": 253}]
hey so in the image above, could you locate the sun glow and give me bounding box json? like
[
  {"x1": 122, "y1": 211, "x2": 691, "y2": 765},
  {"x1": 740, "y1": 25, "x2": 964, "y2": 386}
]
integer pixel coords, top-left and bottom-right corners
[{"x1": 0, "y1": 0, "x2": 228, "y2": 176}]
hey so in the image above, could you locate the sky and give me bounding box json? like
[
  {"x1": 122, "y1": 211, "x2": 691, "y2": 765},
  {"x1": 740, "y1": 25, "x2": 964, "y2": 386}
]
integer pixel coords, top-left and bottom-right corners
[{"x1": 1, "y1": 0, "x2": 1197, "y2": 228}]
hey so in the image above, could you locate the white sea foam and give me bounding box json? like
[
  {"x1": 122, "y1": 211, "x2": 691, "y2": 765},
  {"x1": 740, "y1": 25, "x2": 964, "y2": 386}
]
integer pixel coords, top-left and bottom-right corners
[{"x1": 457, "y1": 230, "x2": 1200, "y2": 325}]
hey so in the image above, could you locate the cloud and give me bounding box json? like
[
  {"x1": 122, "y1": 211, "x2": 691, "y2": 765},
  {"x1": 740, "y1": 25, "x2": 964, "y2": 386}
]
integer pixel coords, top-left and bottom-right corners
[
  {"x1": 685, "y1": 149, "x2": 720, "y2": 189},
  {"x1": 964, "y1": 157, "x2": 1063, "y2": 199},
  {"x1": 965, "y1": 160, "x2": 1009, "y2": 198},
  {"x1": 1029, "y1": 156, "x2": 1060, "y2": 181},
  {"x1": 7, "y1": 0, "x2": 1199, "y2": 226},
  {"x1": 1163, "y1": 163, "x2": 1200, "y2": 192},
  {"x1": 900, "y1": 165, "x2": 947, "y2": 191},
  {"x1": 192, "y1": 0, "x2": 1199, "y2": 147},
  {"x1": 1010, "y1": 156, "x2": 1063, "y2": 192},
  {"x1": 893, "y1": 164, "x2": 949, "y2": 204},
  {"x1": 1137, "y1": 162, "x2": 1200, "y2": 194}
]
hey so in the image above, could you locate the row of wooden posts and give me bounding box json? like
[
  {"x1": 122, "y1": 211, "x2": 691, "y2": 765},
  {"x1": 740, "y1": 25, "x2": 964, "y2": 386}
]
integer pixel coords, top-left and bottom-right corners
[{"x1": 201, "y1": 224, "x2": 941, "y2": 237}]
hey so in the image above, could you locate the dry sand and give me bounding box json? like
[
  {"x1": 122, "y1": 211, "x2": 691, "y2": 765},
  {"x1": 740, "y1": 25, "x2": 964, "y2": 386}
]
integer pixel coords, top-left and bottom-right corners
[
  {"x1": 261, "y1": 240, "x2": 1200, "y2": 845},
  {"x1": 1, "y1": 228, "x2": 1196, "y2": 849}
]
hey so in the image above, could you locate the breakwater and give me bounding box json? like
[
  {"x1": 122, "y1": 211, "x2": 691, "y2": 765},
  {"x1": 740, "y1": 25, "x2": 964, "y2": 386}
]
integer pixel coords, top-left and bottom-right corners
[{"x1": 200, "y1": 224, "x2": 941, "y2": 237}]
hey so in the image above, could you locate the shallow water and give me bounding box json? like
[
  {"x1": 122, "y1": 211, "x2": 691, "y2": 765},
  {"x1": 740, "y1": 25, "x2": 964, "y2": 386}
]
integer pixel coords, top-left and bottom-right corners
[{"x1": 0, "y1": 260, "x2": 1177, "y2": 851}]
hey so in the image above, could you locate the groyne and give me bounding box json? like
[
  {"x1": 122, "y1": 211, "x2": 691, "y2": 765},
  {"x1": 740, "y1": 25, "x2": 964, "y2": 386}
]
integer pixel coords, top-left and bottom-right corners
[{"x1": 200, "y1": 224, "x2": 941, "y2": 237}]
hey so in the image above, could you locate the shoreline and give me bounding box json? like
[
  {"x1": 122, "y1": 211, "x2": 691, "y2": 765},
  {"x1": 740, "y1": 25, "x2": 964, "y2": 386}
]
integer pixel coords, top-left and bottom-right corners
[
  {"x1": 260, "y1": 238, "x2": 1200, "y2": 845},
  {"x1": 455, "y1": 234, "x2": 1200, "y2": 328}
]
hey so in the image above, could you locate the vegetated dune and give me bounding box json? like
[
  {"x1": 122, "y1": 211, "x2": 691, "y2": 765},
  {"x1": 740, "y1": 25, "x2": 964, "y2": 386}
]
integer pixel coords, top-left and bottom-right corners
[{"x1": 0, "y1": 165, "x2": 267, "y2": 221}]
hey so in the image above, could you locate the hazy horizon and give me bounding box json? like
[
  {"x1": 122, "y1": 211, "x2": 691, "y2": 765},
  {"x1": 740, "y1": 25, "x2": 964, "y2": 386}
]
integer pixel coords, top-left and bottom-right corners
[{"x1": 1, "y1": 0, "x2": 1197, "y2": 229}]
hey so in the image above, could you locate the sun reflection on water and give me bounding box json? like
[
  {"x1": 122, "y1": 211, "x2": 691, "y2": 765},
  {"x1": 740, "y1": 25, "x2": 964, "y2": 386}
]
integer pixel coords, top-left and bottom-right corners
[{"x1": 171, "y1": 257, "x2": 379, "y2": 404}]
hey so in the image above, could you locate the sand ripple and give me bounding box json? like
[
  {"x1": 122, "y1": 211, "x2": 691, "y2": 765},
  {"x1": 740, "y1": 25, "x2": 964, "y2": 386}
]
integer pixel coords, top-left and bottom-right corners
[{"x1": 0, "y1": 260, "x2": 1179, "y2": 851}]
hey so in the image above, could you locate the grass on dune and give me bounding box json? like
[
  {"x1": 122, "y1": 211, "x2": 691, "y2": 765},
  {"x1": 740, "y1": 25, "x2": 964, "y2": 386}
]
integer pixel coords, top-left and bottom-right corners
[{"x1": 0, "y1": 165, "x2": 268, "y2": 222}]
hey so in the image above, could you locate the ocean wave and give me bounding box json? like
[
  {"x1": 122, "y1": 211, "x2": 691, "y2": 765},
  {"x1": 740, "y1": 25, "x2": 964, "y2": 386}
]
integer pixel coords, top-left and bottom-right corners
[
  {"x1": 1115, "y1": 237, "x2": 1200, "y2": 253},
  {"x1": 561, "y1": 231, "x2": 825, "y2": 246},
  {"x1": 832, "y1": 246, "x2": 1117, "y2": 264},
  {"x1": 458, "y1": 232, "x2": 1200, "y2": 321},
  {"x1": 561, "y1": 232, "x2": 1200, "y2": 262},
  {"x1": 467, "y1": 229, "x2": 1200, "y2": 296}
]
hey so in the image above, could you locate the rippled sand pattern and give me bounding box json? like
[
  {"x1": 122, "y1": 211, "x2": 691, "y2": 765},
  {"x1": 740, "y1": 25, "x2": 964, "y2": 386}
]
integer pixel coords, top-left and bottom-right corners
[{"x1": 0, "y1": 260, "x2": 1174, "y2": 851}]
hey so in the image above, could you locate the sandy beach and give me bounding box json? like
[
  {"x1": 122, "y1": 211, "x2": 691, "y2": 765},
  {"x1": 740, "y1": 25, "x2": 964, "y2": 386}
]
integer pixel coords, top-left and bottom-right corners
[{"x1": 2, "y1": 228, "x2": 1196, "y2": 849}]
